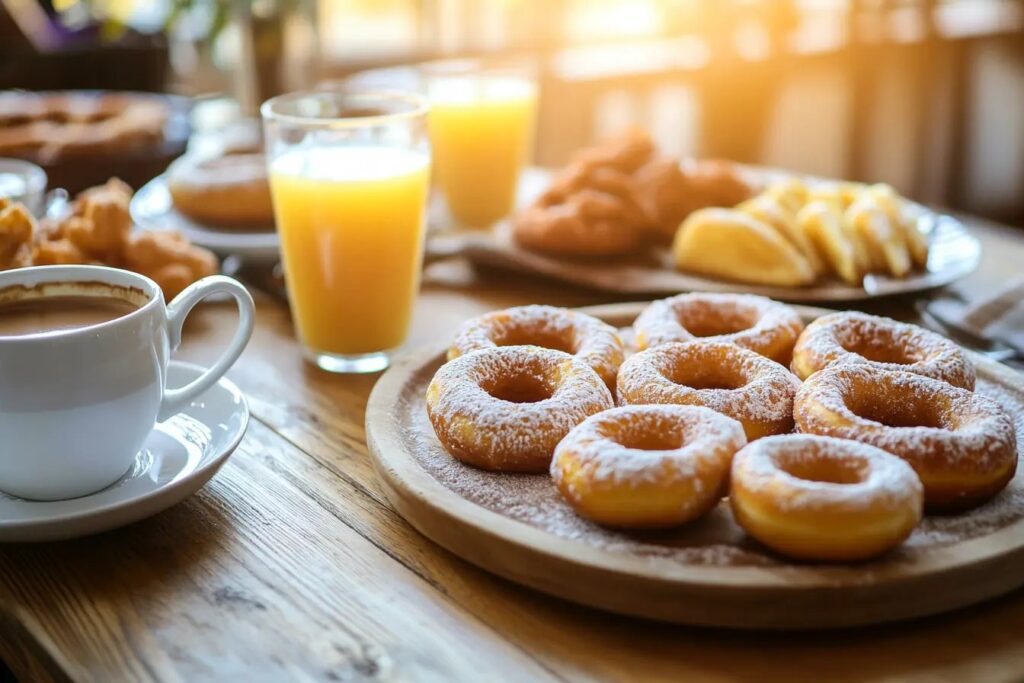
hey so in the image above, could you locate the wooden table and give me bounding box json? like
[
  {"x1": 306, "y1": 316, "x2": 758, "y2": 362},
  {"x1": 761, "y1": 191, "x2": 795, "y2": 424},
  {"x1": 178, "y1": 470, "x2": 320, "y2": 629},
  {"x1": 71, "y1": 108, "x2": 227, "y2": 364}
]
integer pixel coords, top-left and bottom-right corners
[{"x1": 2, "y1": 216, "x2": 1023, "y2": 683}]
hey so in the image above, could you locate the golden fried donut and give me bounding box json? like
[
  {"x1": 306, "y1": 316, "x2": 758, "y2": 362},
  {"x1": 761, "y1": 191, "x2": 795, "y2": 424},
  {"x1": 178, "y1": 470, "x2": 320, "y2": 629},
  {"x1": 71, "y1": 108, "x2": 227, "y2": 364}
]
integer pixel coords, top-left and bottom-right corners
[
  {"x1": 448, "y1": 305, "x2": 624, "y2": 389},
  {"x1": 167, "y1": 153, "x2": 274, "y2": 228},
  {"x1": 426, "y1": 346, "x2": 613, "y2": 472},
  {"x1": 795, "y1": 365, "x2": 1017, "y2": 511},
  {"x1": 730, "y1": 434, "x2": 923, "y2": 561},
  {"x1": 791, "y1": 311, "x2": 975, "y2": 390},
  {"x1": 551, "y1": 404, "x2": 746, "y2": 529},
  {"x1": 618, "y1": 341, "x2": 800, "y2": 440},
  {"x1": 632, "y1": 293, "x2": 804, "y2": 364}
]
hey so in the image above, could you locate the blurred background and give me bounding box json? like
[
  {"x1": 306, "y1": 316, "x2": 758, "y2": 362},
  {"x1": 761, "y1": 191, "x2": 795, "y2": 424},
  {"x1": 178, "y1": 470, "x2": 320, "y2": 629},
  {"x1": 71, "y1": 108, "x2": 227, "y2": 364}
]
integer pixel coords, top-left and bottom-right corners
[{"x1": 1, "y1": 0, "x2": 1022, "y2": 226}]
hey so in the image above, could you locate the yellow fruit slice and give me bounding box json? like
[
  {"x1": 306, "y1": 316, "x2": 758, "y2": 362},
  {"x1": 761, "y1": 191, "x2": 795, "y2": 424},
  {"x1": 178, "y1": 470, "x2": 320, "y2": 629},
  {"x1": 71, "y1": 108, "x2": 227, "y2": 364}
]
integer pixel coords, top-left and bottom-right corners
[
  {"x1": 672, "y1": 208, "x2": 816, "y2": 287},
  {"x1": 846, "y1": 197, "x2": 912, "y2": 278},
  {"x1": 762, "y1": 178, "x2": 808, "y2": 215},
  {"x1": 864, "y1": 184, "x2": 929, "y2": 269},
  {"x1": 807, "y1": 181, "x2": 865, "y2": 210},
  {"x1": 737, "y1": 194, "x2": 827, "y2": 275},
  {"x1": 796, "y1": 200, "x2": 863, "y2": 286}
]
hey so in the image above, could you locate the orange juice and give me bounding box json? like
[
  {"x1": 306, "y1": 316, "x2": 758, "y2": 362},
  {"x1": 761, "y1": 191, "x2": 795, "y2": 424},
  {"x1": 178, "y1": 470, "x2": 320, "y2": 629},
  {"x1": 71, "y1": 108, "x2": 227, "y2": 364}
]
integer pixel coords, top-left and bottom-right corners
[
  {"x1": 270, "y1": 146, "x2": 430, "y2": 355},
  {"x1": 429, "y1": 77, "x2": 536, "y2": 228}
]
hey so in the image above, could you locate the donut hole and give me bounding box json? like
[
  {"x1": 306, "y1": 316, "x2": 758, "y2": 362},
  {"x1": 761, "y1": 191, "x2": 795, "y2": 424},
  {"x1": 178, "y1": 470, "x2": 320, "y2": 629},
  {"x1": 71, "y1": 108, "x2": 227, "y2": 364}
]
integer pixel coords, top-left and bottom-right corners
[
  {"x1": 839, "y1": 328, "x2": 921, "y2": 365},
  {"x1": 847, "y1": 392, "x2": 946, "y2": 429},
  {"x1": 779, "y1": 456, "x2": 866, "y2": 485},
  {"x1": 666, "y1": 363, "x2": 747, "y2": 391},
  {"x1": 494, "y1": 326, "x2": 577, "y2": 355},
  {"x1": 481, "y1": 371, "x2": 554, "y2": 404},
  {"x1": 607, "y1": 423, "x2": 685, "y2": 452},
  {"x1": 677, "y1": 307, "x2": 757, "y2": 338}
]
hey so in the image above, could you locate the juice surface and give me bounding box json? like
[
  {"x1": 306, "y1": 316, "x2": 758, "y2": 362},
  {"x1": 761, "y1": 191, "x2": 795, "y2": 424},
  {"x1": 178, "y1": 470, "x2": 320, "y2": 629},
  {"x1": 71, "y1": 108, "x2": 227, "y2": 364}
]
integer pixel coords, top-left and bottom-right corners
[
  {"x1": 429, "y1": 78, "x2": 536, "y2": 228},
  {"x1": 270, "y1": 146, "x2": 430, "y2": 355}
]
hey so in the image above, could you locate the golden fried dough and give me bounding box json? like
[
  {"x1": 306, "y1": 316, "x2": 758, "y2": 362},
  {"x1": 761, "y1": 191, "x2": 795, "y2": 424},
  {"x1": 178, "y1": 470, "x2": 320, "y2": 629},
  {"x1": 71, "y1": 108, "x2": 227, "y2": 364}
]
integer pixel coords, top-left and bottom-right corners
[{"x1": 124, "y1": 230, "x2": 218, "y2": 299}]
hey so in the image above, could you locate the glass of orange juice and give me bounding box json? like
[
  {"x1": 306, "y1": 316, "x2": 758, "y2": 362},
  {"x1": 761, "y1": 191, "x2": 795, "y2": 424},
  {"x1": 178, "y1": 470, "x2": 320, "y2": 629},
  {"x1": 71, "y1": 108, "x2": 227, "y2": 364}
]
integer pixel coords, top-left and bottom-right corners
[
  {"x1": 261, "y1": 90, "x2": 431, "y2": 373},
  {"x1": 425, "y1": 61, "x2": 537, "y2": 229}
]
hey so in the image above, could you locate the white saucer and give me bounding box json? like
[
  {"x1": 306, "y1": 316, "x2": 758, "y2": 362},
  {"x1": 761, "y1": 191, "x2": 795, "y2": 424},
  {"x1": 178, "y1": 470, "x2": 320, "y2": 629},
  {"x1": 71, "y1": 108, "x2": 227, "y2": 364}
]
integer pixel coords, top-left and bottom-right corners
[
  {"x1": 0, "y1": 361, "x2": 249, "y2": 542},
  {"x1": 131, "y1": 174, "x2": 280, "y2": 263}
]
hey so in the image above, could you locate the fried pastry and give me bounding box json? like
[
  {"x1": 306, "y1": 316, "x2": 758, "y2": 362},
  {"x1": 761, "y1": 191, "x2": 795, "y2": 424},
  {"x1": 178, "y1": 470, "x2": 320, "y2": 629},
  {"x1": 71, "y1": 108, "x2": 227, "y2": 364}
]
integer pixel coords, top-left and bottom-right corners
[
  {"x1": 0, "y1": 199, "x2": 36, "y2": 268},
  {"x1": 513, "y1": 162, "x2": 651, "y2": 256},
  {"x1": 571, "y1": 128, "x2": 656, "y2": 174},
  {"x1": 124, "y1": 230, "x2": 219, "y2": 299},
  {"x1": 33, "y1": 237, "x2": 91, "y2": 265},
  {"x1": 632, "y1": 156, "x2": 690, "y2": 241},
  {"x1": 0, "y1": 179, "x2": 219, "y2": 299},
  {"x1": 671, "y1": 208, "x2": 816, "y2": 286}
]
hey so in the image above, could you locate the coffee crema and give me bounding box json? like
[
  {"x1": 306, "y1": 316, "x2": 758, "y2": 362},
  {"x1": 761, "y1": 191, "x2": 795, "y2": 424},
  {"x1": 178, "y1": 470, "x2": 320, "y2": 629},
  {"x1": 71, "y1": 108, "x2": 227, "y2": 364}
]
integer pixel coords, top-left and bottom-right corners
[{"x1": 0, "y1": 295, "x2": 138, "y2": 337}]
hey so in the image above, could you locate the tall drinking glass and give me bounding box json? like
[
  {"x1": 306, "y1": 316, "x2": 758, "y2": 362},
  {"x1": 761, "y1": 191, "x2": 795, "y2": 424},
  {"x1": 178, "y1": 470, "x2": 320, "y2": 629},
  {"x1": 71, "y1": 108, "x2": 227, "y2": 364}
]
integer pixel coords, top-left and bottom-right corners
[
  {"x1": 425, "y1": 62, "x2": 537, "y2": 229},
  {"x1": 261, "y1": 91, "x2": 431, "y2": 373}
]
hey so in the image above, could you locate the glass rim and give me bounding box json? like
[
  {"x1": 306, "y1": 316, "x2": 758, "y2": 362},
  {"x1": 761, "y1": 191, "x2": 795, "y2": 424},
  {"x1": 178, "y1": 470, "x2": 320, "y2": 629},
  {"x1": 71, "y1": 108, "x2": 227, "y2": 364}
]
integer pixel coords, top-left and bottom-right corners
[{"x1": 260, "y1": 89, "x2": 430, "y2": 129}]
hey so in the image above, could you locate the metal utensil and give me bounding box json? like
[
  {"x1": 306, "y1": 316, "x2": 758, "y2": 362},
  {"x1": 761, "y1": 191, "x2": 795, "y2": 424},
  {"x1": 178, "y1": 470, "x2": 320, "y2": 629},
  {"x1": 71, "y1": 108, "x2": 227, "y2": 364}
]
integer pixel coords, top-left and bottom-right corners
[{"x1": 916, "y1": 300, "x2": 1022, "y2": 363}]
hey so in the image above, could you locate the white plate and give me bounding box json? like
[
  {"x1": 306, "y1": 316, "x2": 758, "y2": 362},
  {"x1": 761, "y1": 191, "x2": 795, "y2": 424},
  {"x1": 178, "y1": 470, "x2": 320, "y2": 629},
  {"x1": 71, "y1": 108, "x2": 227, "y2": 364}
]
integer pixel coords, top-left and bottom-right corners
[
  {"x1": 131, "y1": 175, "x2": 280, "y2": 263},
  {"x1": 0, "y1": 361, "x2": 249, "y2": 542}
]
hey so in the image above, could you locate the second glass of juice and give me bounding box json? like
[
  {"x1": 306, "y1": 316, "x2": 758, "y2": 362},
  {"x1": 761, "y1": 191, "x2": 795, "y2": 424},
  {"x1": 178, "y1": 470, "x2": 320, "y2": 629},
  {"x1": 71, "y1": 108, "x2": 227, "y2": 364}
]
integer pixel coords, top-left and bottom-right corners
[
  {"x1": 426, "y1": 62, "x2": 537, "y2": 229},
  {"x1": 261, "y1": 91, "x2": 431, "y2": 373}
]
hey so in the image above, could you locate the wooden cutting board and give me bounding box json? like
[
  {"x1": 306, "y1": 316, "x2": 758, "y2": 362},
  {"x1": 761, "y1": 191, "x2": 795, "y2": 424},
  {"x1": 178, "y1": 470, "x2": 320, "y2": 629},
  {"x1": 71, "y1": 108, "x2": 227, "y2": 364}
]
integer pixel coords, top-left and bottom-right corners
[{"x1": 365, "y1": 303, "x2": 1024, "y2": 629}]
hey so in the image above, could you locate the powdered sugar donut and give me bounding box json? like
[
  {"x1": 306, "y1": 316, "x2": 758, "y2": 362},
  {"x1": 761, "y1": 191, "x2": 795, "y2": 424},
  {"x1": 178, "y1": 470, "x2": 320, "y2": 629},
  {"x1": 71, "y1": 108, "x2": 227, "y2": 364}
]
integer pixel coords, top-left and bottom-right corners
[
  {"x1": 795, "y1": 365, "x2": 1016, "y2": 511},
  {"x1": 791, "y1": 311, "x2": 975, "y2": 389},
  {"x1": 448, "y1": 305, "x2": 625, "y2": 389},
  {"x1": 551, "y1": 404, "x2": 746, "y2": 529},
  {"x1": 617, "y1": 341, "x2": 801, "y2": 440},
  {"x1": 632, "y1": 293, "x2": 804, "y2": 364},
  {"x1": 730, "y1": 434, "x2": 923, "y2": 561},
  {"x1": 426, "y1": 346, "x2": 613, "y2": 472}
]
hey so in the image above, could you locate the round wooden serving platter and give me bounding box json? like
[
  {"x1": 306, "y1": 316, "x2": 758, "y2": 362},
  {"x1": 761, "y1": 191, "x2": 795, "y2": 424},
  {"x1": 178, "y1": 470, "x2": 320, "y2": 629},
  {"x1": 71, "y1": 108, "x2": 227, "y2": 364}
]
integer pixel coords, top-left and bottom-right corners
[{"x1": 366, "y1": 303, "x2": 1024, "y2": 629}]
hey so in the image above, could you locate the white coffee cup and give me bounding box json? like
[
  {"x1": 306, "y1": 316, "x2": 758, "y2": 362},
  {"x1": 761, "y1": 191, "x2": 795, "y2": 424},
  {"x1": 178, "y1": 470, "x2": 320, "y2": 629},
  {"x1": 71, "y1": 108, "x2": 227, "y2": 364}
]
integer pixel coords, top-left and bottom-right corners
[{"x1": 0, "y1": 265, "x2": 254, "y2": 500}]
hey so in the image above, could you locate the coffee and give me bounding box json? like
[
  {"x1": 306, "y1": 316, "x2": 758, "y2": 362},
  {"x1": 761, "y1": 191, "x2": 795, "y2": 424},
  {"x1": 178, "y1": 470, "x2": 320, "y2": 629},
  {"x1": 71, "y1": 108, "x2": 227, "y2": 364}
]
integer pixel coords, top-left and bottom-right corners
[{"x1": 0, "y1": 295, "x2": 138, "y2": 337}]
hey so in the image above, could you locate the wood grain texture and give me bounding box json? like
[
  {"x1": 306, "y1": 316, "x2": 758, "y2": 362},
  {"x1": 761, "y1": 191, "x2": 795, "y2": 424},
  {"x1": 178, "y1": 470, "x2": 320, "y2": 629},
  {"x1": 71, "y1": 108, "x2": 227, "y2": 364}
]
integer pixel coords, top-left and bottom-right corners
[
  {"x1": 365, "y1": 303, "x2": 1024, "y2": 628},
  {"x1": 0, "y1": 215, "x2": 1022, "y2": 681}
]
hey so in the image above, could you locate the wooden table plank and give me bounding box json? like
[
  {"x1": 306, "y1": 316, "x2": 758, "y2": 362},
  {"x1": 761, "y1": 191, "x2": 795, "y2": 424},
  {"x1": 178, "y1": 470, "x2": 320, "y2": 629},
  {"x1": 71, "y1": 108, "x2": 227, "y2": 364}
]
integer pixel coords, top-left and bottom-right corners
[
  {"x1": 0, "y1": 418, "x2": 560, "y2": 682},
  {"x1": 1, "y1": 215, "x2": 1022, "y2": 682}
]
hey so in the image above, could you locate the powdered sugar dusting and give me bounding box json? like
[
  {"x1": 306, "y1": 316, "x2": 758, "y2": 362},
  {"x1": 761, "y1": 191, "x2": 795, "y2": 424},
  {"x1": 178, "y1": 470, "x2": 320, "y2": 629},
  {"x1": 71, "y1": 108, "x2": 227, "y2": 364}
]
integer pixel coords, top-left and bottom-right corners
[
  {"x1": 449, "y1": 305, "x2": 625, "y2": 388},
  {"x1": 795, "y1": 365, "x2": 1016, "y2": 476},
  {"x1": 426, "y1": 346, "x2": 613, "y2": 471},
  {"x1": 632, "y1": 293, "x2": 804, "y2": 364},
  {"x1": 617, "y1": 341, "x2": 800, "y2": 427},
  {"x1": 732, "y1": 434, "x2": 923, "y2": 513},
  {"x1": 399, "y1": 330, "x2": 1024, "y2": 568},
  {"x1": 551, "y1": 404, "x2": 745, "y2": 488},
  {"x1": 792, "y1": 311, "x2": 976, "y2": 389}
]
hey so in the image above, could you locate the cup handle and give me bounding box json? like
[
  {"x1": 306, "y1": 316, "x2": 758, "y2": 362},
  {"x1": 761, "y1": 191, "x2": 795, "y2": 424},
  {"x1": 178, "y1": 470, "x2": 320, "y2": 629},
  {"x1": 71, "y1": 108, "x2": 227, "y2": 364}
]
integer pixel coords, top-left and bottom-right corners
[{"x1": 157, "y1": 276, "x2": 255, "y2": 422}]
